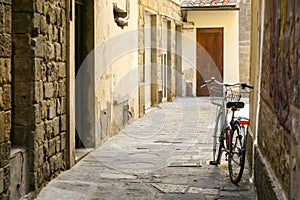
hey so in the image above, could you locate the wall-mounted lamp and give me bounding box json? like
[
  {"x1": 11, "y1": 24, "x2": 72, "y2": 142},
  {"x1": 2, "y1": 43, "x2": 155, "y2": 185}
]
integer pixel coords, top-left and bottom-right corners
[{"x1": 113, "y1": 2, "x2": 129, "y2": 29}]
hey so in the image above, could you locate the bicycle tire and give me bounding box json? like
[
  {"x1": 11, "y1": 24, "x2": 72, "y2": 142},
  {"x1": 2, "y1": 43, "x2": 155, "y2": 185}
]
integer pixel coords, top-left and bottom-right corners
[
  {"x1": 212, "y1": 111, "x2": 223, "y2": 164},
  {"x1": 228, "y1": 122, "x2": 245, "y2": 184}
]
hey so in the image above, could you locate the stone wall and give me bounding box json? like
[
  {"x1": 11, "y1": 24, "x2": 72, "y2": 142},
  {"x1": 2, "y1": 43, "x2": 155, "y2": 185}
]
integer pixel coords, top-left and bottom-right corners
[
  {"x1": 250, "y1": 0, "x2": 299, "y2": 199},
  {"x1": 0, "y1": 0, "x2": 12, "y2": 199},
  {"x1": 11, "y1": 0, "x2": 68, "y2": 195},
  {"x1": 239, "y1": 0, "x2": 251, "y2": 83}
]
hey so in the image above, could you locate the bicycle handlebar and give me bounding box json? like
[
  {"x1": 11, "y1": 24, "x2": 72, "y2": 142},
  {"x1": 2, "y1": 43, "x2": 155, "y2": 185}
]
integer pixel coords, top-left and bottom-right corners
[{"x1": 201, "y1": 77, "x2": 254, "y2": 90}]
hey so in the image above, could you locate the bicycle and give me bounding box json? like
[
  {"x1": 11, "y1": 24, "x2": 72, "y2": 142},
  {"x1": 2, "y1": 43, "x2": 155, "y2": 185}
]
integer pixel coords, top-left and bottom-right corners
[{"x1": 201, "y1": 77, "x2": 253, "y2": 184}]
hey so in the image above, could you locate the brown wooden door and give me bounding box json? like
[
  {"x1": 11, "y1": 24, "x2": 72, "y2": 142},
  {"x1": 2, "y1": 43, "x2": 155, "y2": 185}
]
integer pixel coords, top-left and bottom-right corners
[{"x1": 196, "y1": 28, "x2": 223, "y2": 96}]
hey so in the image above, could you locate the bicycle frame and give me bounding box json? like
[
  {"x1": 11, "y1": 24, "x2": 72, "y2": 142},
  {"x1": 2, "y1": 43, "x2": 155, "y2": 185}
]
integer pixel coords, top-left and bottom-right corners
[{"x1": 202, "y1": 77, "x2": 253, "y2": 184}]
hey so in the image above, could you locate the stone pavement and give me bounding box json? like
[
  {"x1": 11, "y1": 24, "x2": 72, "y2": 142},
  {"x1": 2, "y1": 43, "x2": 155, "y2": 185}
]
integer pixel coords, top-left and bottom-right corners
[{"x1": 36, "y1": 97, "x2": 256, "y2": 200}]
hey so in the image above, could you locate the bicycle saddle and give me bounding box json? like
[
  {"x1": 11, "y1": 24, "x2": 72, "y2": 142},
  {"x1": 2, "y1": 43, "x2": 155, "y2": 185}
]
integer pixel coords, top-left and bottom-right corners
[{"x1": 226, "y1": 101, "x2": 245, "y2": 109}]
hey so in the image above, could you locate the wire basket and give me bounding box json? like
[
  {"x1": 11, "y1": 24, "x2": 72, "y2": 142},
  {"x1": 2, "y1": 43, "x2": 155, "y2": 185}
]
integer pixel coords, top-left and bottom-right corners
[
  {"x1": 207, "y1": 84, "x2": 224, "y2": 106},
  {"x1": 225, "y1": 86, "x2": 242, "y2": 102}
]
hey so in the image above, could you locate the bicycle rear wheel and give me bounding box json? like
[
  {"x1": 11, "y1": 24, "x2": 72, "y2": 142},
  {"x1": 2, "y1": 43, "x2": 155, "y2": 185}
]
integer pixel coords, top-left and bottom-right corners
[
  {"x1": 212, "y1": 111, "x2": 223, "y2": 164},
  {"x1": 228, "y1": 122, "x2": 245, "y2": 184}
]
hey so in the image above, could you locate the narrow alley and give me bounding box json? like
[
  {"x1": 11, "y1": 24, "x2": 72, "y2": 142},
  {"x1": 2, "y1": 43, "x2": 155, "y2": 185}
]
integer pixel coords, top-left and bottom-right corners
[{"x1": 36, "y1": 98, "x2": 256, "y2": 200}]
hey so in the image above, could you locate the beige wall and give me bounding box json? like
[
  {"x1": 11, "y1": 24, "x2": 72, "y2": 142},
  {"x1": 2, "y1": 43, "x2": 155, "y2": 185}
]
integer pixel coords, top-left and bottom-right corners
[
  {"x1": 182, "y1": 10, "x2": 240, "y2": 96},
  {"x1": 76, "y1": 0, "x2": 182, "y2": 144},
  {"x1": 94, "y1": 0, "x2": 140, "y2": 139}
]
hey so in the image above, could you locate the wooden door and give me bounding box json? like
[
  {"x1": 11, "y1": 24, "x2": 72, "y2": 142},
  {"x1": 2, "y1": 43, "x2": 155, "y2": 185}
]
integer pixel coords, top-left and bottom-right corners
[{"x1": 196, "y1": 28, "x2": 223, "y2": 96}]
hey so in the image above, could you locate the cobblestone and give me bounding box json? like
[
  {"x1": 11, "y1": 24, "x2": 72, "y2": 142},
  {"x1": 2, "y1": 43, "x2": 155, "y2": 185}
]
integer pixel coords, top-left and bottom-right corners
[{"x1": 36, "y1": 97, "x2": 257, "y2": 199}]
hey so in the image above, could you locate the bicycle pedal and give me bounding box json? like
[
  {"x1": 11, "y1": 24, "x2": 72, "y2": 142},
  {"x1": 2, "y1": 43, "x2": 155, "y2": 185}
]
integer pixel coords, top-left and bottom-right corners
[{"x1": 209, "y1": 161, "x2": 219, "y2": 165}]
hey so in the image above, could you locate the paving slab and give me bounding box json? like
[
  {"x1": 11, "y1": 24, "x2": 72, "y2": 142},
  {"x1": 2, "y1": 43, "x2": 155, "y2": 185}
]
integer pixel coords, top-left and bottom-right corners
[{"x1": 36, "y1": 97, "x2": 256, "y2": 200}]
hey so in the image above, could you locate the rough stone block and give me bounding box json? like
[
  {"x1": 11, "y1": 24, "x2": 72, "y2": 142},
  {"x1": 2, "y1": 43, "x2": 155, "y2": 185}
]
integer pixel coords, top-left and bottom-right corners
[
  {"x1": 4, "y1": 5, "x2": 11, "y2": 33},
  {"x1": 58, "y1": 62, "x2": 66, "y2": 78},
  {"x1": 44, "y1": 82, "x2": 54, "y2": 99},
  {"x1": 32, "y1": 13, "x2": 41, "y2": 36},
  {"x1": 36, "y1": 167, "x2": 43, "y2": 187},
  {"x1": 0, "y1": 0, "x2": 11, "y2": 4},
  {"x1": 55, "y1": 136, "x2": 60, "y2": 153},
  {"x1": 48, "y1": 99, "x2": 56, "y2": 119},
  {"x1": 47, "y1": 4, "x2": 57, "y2": 25},
  {"x1": 0, "y1": 142, "x2": 10, "y2": 167},
  {"x1": 2, "y1": 84, "x2": 10, "y2": 110},
  {"x1": 54, "y1": 42, "x2": 61, "y2": 61},
  {"x1": 45, "y1": 42, "x2": 55, "y2": 60},
  {"x1": 58, "y1": 79, "x2": 66, "y2": 97},
  {"x1": 37, "y1": 145, "x2": 44, "y2": 166},
  {"x1": 0, "y1": 112, "x2": 4, "y2": 143},
  {"x1": 46, "y1": 62, "x2": 59, "y2": 82},
  {"x1": 34, "y1": 58, "x2": 42, "y2": 81},
  {"x1": 0, "y1": 167, "x2": 3, "y2": 193},
  {"x1": 33, "y1": 104, "x2": 42, "y2": 124},
  {"x1": 41, "y1": 100, "x2": 48, "y2": 120},
  {"x1": 0, "y1": 58, "x2": 11, "y2": 84},
  {"x1": 40, "y1": 15, "x2": 48, "y2": 35},
  {"x1": 56, "y1": 97, "x2": 61, "y2": 115},
  {"x1": 0, "y1": 34, "x2": 11, "y2": 57},
  {"x1": 60, "y1": 96, "x2": 66, "y2": 114},
  {"x1": 42, "y1": 161, "x2": 50, "y2": 179},
  {"x1": 60, "y1": 114, "x2": 66, "y2": 132},
  {"x1": 54, "y1": 6, "x2": 61, "y2": 24},
  {"x1": 48, "y1": 138, "x2": 56, "y2": 157},
  {"x1": 0, "y1": 5, "x2": 5, "y2": 34},
  {"x1": 49, "y1": 155, "x2": 56, "y2": 173},
  {"x1": 61, "y1": 8, "x2": 66, "y2": 27},
  {"x1": 32, "y1": 36, "x2": 45, "y2": 58},
  {"x1": 0, "y1": 87, "x2": 3, "y2": 109},
  {"x1": 35, "y1": 122, "x2": 45, "y2": 147},
  {"x1": 45, "y1": 120, "x2": 53, "y2": 139},
  {"x1": 61, "y1": 42, "x2": 66, "y2": 61},
  {"x1": 60, "y1": 132, "x2": 66, "y2": 150},
  {"x1": 53, "y1": 26, "x2": 58, "y2": 42},
  {"x1": 43, "y1": 142, "x2": 48, "y2": 157},
  {"x1": 4, "y1": 111, "x2": 10, "y2": 142},
  {"x1": 34, "y1": 81, "x2": 43, "y2": 103},
  {"x1": 53, "y1": 117, "x2": 59, "y2": 136},
  {"x1": 35, "y1": 0, "x2": 43, "y2": 13}
]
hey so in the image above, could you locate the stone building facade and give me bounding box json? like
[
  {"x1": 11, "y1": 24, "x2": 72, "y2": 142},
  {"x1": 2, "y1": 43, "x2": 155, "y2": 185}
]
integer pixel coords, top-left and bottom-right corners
[
  {"x1": 0, "y1": 0, "x2": 12, "y2": 199},
  {"x1": 0, "y1": 0, "x2": 70, "y2": 199},
  {"x1": 249, "y1": 0, "x2": 299, "y2": 199},
  {"x1": 137, "y1": 0, "x2": 182, "y2": 112}
]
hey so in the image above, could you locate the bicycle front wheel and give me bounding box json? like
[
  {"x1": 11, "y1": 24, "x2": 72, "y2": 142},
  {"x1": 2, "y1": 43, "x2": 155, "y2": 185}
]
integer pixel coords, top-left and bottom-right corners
[
  {"x1": 212, "y1": 111, "x2": 223, "y2": 164},
  {"x1": 228, "y1": 122, "x2": 245, "y2": 184}
]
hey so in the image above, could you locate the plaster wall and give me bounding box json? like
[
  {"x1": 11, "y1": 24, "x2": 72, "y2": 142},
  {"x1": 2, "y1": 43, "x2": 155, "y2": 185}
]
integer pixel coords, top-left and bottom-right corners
[{"x1": 94, "y1": 0, "x2": 139, "y2": 138}]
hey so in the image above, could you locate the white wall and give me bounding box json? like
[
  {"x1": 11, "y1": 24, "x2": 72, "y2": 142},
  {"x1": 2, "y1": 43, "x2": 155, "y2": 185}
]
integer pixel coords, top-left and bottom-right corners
[{"x1": 182, "y1": 10, "x2": 240, "y2": 96}]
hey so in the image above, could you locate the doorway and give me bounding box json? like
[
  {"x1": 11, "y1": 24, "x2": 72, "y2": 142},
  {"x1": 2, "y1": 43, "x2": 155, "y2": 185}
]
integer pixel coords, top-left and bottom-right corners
[
  {"x1": 196, "y1": 28, "x2": 224, "y2": 96},
  {"x1": 75, "y1": 0, "x2": 95, "y2": 160},
  {"x1": 144, "y1": 14, "x2": 152, "y2": 111}
]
